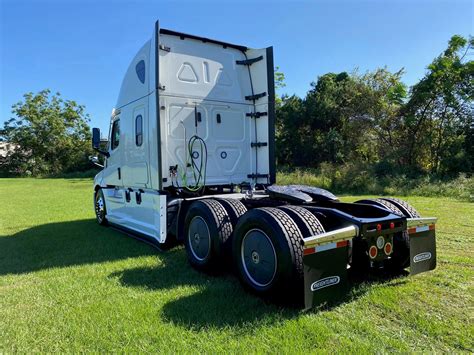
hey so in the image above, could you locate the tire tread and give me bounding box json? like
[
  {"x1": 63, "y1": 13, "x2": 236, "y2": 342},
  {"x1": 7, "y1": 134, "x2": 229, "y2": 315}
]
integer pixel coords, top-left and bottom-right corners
[
  {"x1": 259, "y1": 207, "x2": 305, "y2": 277},
  {"x1": 214, "y1": 198, "x2": 247, "y2": 227},
  {"x1": 380, "y1": 197, "x2": 421, "y2": 218},
  {"x1": 278, "y1": 205, "x2": 325, "y2": 237}
]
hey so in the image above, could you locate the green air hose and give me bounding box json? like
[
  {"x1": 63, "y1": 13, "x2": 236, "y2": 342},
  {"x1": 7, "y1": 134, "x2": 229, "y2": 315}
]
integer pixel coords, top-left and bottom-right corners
[{"x1": 180, "y1": 134, "x2": 207, "y2": 192}]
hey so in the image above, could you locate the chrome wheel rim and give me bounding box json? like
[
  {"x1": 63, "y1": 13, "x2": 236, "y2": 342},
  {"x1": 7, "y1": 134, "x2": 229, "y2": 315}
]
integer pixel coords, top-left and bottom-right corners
[{"x1": 95, "y1": 194, "x2": 105, "y2": 223}]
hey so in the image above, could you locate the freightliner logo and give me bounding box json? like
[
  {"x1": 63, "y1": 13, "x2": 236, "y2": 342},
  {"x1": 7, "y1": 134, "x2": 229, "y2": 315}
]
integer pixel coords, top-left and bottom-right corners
[
  {"x1": 311, "y1": 276, "x2": 340, "y2": 291},
  {"x1": 413, "y1": 252, "x2": 432, "y2": 263}
]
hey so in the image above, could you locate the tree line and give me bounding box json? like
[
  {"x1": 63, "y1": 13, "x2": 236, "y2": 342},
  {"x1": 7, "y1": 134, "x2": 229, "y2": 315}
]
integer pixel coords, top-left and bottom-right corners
[
  {"x1": 276, "y1": 35, "x2": 474, "y2": 176},
  {"x1": 0, "y1": 35, "x2": 472, "y2": 178}
]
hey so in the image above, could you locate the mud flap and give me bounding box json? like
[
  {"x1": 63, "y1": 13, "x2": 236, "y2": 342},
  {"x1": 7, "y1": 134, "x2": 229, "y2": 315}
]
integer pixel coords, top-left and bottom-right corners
[
  {"x1": 303, "y1": 243, "x2": 350, "y2": 309},
  {"x1": 409, "y1": 225, "x2": 436, "y2": 275},
  {"x1": 302, "y1": 225, "x2": 356, "y2": 310}
]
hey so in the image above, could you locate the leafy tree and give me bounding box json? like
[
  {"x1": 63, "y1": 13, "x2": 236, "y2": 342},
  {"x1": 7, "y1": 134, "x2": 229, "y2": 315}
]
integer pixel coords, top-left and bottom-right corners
[
  {"x1": 275, "y1": 34, "x2": 473, "y2": 176},
  {"x1": 276, "y1": 95, "x2": 304, "y2": 165},
  {"x1": 1, "y1": 89, "x2": 93, "y2": 176},
  {"x1": 401, "y1": 35, "x2": 474, "y2": 174},
  {"x1": 274, "y1": 66, "x2": 286, "y2": 108},
  {"x1": 355, "y1": 68, "x2": 407, "y2": 169}
]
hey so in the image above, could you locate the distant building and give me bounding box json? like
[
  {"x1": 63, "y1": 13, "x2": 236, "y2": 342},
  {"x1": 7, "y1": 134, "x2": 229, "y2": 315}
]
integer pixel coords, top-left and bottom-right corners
[{"x1": 0, "y1": 142, "x2": 19, "y2": 159}]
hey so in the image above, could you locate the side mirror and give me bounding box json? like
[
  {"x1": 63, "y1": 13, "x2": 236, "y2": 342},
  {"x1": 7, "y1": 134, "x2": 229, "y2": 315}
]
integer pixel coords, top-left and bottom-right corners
[
  {"x1": 89, "y1": 155, "x2": 104, "y2": 168},
  {"x1": 92, "y1": 127, "x2": 110, "y2": 157},
  {"x1": 92, "y1": 128, "x2": 101, "y2": 149}
]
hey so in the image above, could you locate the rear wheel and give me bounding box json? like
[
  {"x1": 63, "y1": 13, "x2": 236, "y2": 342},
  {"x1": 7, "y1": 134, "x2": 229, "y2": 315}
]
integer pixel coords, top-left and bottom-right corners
[
  {"x1": 184, "y1": 199, "x2": 233, "y2": 270},
  {"x1": 380, "y1": 197, "x2": 420, "y2": 218},
  {"x1": 355, "y1": 197, "x2": 421, "y2": 270},
  {"x1": 95, "y1": 189, "x2": 108, "y2": 226},
  {"x1": 232, "y1": 207, "x2": 304, "y2": 297},
  {"x1": 214, "y1": 198, "x2": 247, "y2": 227},
  {"x1": 278, "y1": 205, "x2": 325, "y2": 238},
  {"x1": 214, "y1": 198, "x2": 247, "y2": 258}
]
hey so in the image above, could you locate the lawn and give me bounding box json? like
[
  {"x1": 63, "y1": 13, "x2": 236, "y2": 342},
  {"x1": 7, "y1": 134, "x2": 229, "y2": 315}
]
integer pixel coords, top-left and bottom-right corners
[{"x1": 0, "y1": 178, "x2": 473, "y2": 352}]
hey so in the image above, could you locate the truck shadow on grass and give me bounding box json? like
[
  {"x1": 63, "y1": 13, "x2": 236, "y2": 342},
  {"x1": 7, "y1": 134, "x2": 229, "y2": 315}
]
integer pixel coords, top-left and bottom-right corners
[
  {"x1": 111, "y1": 251, "x2": 409, "y2": 330},
  {"x1": 111, "y1": 252, "x2": 300, "y2": 328},
  {"x1": 1, "y1": 220, "x2": 409, "y2": 329},
  {"x1": 0, "y1": 219, "x2": 156, "y2": 276}
]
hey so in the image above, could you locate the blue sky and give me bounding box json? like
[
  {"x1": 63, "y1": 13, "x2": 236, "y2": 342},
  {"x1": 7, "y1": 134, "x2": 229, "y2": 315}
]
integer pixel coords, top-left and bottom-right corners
[{"x1": 1, "y1": 0, "x2": 472, "y2": 132}]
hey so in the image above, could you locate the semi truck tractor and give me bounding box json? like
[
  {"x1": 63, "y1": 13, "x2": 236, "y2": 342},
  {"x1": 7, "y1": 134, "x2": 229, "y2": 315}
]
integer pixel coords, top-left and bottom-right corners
[{"x1": 91, "y1": 20, "x2": 437, "y2": 309}]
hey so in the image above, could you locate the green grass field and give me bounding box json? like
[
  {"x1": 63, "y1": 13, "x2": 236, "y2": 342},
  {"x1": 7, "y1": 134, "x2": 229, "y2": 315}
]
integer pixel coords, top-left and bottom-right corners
[{"x1": 0, "y1": 178, "x2": 473, "y2": 352}]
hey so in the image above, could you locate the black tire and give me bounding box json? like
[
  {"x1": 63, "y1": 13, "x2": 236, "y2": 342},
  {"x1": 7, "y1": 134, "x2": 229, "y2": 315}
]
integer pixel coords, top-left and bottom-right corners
[
  {"x1": 94, "y1": 188, "x2": 108, "y2": 226},
  {"x1": 214, "y1": 198, "x2": 247, "y2": 227},
  {"x1": 380, "y1": 197, "x2": 421, "y2": 218},
  {"x1": 355, "y1": 198, "x2": 405, "y2": 216},
  {"x1": 184, "y1": 199, "x2": 233, "y2": 271},
  {"x1": 232, "y1": 207, "x2": 304, "y2": 297},
  {"x1": 355, "y1": 197, "x2": 421, "y2": 270},
  {"x1": 278, "y1": 205, "x2": 325, "y2": 238}
]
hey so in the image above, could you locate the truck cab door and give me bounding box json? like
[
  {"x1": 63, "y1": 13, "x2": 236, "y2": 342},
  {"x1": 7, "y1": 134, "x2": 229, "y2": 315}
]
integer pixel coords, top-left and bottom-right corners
[
  {"x1": 121, "y1": 104, "x2": 160, "y2": 239},
  {"x1": 102, "y1": 117, "x2": 127, "y2": 222},
  {"x1": 103, "y1": 118, "x2": 123, "y2": 186}
]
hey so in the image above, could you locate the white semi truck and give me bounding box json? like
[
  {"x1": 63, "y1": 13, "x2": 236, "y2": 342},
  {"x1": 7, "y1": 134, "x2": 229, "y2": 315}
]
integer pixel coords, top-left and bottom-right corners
[{"x1": 92, "y1": 21, "x2": 437, "y2": 308}]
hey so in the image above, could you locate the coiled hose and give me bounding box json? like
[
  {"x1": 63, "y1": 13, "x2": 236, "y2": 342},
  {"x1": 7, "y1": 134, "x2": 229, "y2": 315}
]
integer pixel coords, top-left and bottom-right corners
[{"x1": 181, "y1": 134, "x2": 207, "y2": 192}]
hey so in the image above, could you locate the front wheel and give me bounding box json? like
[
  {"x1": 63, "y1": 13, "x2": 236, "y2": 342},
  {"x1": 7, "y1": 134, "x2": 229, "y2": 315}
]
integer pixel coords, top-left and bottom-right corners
[{"x1": 95, "y1": 189, "x2": 108, "y2": 226}]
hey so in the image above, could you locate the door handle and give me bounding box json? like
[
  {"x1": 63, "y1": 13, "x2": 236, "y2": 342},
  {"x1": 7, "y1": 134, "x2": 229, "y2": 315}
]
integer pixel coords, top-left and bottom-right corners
[{"x1": 117, "y1": 167, "x2": 121, "y2": 180}]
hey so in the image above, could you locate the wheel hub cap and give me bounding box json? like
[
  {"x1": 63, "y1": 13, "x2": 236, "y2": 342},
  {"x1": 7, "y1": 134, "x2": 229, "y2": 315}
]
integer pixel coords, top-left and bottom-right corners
[
  {"x1": 241, "y1": 229, "x2": 277, "y2": 287},
  {"x1": 188, "y1": 216, "x2": 210, "y2": 261},
  {"x1": 251, "y1": 251, "x2": 260, "y2": 264}
]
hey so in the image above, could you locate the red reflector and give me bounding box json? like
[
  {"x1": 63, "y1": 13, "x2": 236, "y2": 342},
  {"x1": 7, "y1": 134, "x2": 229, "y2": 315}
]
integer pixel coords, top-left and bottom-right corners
[
  {"x1": 376, "y1": 224, "x2": 382, "y2": 231},
  {"x1": 429, "y1": 224, "x2": 435, "y2": 231},
  {"x1": 369, "y1": 246, "x2": 378, "y2": 259},
  {"x1": 336, "y1": 240, "x2": 348, "y2": 248},
  {"x1": 384, "y1": 242, "x2": 392, "y2": 255},
  {"x1": 303, "y1": 248, "x2": 315, "y2": 256},
  {"x1": 390, "y1": 222, "x2": 395, "y2": 229}
]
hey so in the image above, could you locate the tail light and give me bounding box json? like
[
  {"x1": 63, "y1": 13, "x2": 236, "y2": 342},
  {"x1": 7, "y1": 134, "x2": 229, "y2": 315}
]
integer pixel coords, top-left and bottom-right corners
[{"x1": 369, "y1": 245, "x2": 378, "y2": 259}]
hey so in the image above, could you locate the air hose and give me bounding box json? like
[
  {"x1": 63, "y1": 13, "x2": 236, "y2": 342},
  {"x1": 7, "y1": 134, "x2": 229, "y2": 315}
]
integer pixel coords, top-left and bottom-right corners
[{"x1": 181, "y1": 134, "x2": 208, "y2": 192}]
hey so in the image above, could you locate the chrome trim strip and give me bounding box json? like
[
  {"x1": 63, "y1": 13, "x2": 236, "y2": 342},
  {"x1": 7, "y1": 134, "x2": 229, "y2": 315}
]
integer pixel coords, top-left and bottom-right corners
[
  {"x1": 406, "y1": 217, "x2": 438, "y2": 227},
  {"x1": 303, "y1": 225, "x2": 358, "y2": 248}
]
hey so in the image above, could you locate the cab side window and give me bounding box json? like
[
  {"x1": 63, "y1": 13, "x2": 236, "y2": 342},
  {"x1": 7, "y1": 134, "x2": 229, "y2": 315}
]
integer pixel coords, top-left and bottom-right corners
[{"x1": 111, "y1": 120, "x2": 120, "y2": 150}]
